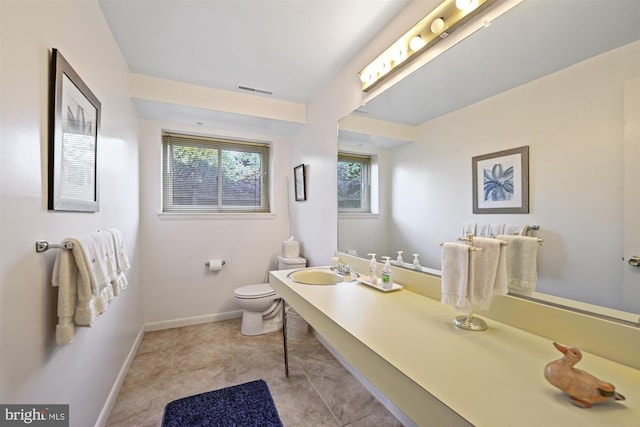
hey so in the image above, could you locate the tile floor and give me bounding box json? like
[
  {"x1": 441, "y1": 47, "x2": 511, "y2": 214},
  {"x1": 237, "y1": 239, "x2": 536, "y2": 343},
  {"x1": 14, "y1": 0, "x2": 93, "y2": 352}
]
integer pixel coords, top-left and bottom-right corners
[{"x1": 105, "y1": 318, "x2": 402, "y2": 426}]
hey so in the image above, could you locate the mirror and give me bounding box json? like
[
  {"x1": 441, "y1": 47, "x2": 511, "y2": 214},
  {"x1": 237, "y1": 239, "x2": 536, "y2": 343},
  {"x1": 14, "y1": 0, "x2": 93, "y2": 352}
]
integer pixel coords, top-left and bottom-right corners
[{"x1": 338, "y1": 0, "x2": 640, "y2": 318}]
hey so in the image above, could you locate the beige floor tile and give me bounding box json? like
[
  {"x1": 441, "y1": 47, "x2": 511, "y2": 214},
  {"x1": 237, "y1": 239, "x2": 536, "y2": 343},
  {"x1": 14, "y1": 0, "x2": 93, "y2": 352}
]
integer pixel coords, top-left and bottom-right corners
[
  {"x1": 106, "y1": 319, "x2": 402, "y2": 426},
  {"x1": 136, "y1": 328, "x2": 178, "y2": 355}
]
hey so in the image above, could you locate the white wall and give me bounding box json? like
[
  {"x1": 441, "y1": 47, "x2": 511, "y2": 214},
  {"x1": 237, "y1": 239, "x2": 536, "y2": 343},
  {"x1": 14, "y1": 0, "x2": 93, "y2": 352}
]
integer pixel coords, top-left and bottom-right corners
[
  {"x1": 138, "y1": 120, "x2": 292, "y2": 325},
  {"x1": 0, "y1": 1, "x2": 142, "y2": 426},
  {"x1": 388, "y1": 42, "x2": 640, "y2": 311}
]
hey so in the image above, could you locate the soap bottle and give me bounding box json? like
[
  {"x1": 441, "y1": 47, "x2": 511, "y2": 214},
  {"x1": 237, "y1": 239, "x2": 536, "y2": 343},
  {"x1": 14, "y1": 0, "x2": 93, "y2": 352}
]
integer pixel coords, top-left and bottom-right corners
[
  {"x1": 413, "y1": 253, "x2": 421, "y2": 270},
  {"x1": 381, "y1": 256, "x2": 393, "y2": 289},
  {"x1": 367, "y1": 253, "x2": 377, "y2": 284},
  {"x1": 396, "y1": 251, "x2": 404, "y2": 266}
]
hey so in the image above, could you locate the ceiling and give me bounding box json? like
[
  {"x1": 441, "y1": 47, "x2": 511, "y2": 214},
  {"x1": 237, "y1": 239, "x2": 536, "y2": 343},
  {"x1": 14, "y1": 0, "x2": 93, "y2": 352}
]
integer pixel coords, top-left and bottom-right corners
[
  {"x1": 98, "y1": 0, "x2": 410, "y2": 105},
  {"x1": 99, "y1": 0, "x2": 640, "y2": 137},
  {"x1": 359, "y1": 0, "x2": 640, "y2": 127}
]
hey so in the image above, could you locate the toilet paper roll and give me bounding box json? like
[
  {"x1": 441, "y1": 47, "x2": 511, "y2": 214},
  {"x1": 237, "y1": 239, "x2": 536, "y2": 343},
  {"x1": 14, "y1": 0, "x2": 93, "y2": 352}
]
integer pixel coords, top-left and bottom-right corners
[{"x1": 206, "y1": 259, "x2": 224, "y2": 272}]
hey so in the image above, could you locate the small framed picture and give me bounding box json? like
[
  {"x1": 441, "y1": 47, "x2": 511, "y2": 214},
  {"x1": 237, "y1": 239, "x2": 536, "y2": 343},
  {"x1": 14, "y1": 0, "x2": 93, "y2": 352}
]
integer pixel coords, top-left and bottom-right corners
[
  {"x1": 294, "y1": 164, "x2": 306, "y2": 201},
  {"x1": 472, "y1": 146, "x2": 529, "y2": 214},
  {"x1": 48, "y1": 48, "x2": 101, "y2": 212}
]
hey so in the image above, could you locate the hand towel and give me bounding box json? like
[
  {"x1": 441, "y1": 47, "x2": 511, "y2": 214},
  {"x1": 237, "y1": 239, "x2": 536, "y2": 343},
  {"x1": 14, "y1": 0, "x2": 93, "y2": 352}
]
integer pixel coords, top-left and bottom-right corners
[
  {"x1": 470, "y1": 237, "x2": 508, "y2": 310},
  {"x1": 52, "y1": 243, "x2": 78, "y2": 344},
  {"x1": 107, "y1": 228, "x2": 131, "y2": 273},
  {"x1": 476, "y1": 223, "x2": 490, "y2": 237},
  {"x1": 52, "y1": 238, "x2": 110, "y2": 345},
  {"x1": 461, "y1": 222, "x2": 477, "y2": 237},
  {"x1": 441, "y1": 242, "x2": 472, "y2": 312},
  {"x1": 75, "y1": 232, "x2": 111, "y2": 297},
  {"x1": 488, "y1": 223, "x2": 505, "y2": 237},
  {"x1": 497, "y1": 234, "x2": 539, "y2": 296},
  {"x1": 107, "y1": 229, "x2": 131, "y2": 295}
]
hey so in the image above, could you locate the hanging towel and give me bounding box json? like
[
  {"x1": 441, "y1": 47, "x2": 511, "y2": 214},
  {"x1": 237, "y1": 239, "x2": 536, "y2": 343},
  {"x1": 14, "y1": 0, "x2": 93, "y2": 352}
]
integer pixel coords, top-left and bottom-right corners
[
  {"x1": 476, "y1": 223, "x2": 490, "y2": 237},
  {"x1": 107, "y1": 229, "x2": 130, "y2": 295},
  {"x1": 504, "y1": 224, "x2": 529, "y2": 236},
  {"x1": 461, "y1": 222, "x2": 477, "y2": 237},
  {"x1": 470, "y1": 237, "x2": 508, "y2": 310},
  {"x1": 108, "y1": 228, "x2": 130, "y2": 272},
  {"x1": 52, "y1": 238, "x2": 109, "y2": 345},
  {"x1": 73, "y1": 232, "x2": 112, "y2": 299},
  {"x1": 440, "y1": 242, "x2": 472, "y2": 312},
  {"x1": 51, "y1": 230, "x2": 132, "y2": 345},
  {"x1": 497, "y1": 234, "x2": 539, "y2": 296},
  {"x1": 488, "y1": 223, "x2": 505, "y2": 237}
]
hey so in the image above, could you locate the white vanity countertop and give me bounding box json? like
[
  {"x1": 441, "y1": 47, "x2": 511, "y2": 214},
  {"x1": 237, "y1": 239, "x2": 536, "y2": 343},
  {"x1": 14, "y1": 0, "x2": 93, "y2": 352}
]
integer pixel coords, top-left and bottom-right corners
[{"x1": 271, "y1": 269, "x2": 640, "y2": 427}]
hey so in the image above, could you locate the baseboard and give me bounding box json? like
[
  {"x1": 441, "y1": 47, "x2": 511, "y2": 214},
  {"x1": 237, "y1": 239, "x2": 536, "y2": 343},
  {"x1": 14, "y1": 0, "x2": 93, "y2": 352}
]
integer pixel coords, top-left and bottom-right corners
[
  {"x1": 96, "y1": 311, "x2": 243, "y2": 426},
  {"x1": 312, "y1": 329, "x2": 417, "y2": 427},
  {"x1": 95, "y1": 326, "x2": 145, "y2": 427},
  {"x1": 144, "y1": 310, "x2": 243, "y2": 332}
]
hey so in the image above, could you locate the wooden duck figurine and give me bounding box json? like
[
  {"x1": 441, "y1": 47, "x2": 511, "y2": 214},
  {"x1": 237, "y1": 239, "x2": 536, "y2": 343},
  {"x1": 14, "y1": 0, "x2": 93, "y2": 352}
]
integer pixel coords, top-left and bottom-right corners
[{"x1": 544, "y1": 342, "x2": 625, "y2": 408}]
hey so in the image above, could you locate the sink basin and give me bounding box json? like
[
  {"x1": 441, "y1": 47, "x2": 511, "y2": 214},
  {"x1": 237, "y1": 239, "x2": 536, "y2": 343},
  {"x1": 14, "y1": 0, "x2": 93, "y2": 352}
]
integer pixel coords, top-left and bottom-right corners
[{"x1": 287, "y1": 268, "x2": 357, "y2": 285}]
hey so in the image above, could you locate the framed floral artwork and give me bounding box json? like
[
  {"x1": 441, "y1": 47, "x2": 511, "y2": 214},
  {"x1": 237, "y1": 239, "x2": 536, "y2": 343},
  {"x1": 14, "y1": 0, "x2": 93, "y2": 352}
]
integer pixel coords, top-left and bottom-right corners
[{"x1": 472, "y1": 146, "x2": 529, "y2": 214}]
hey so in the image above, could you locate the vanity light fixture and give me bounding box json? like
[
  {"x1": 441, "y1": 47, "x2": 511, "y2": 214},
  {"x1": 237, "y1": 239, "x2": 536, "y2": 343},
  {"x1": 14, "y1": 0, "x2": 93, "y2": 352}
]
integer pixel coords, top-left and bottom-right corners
[{"x1": 359, "y1": 0, "x2": 498, "y2": 92}]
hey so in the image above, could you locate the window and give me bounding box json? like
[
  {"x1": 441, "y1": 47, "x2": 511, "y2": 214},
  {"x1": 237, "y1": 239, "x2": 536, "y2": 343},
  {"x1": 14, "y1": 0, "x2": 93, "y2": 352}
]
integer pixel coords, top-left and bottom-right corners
[
  {"x1": 338, "y1": 153, "x2": 371, "y2": 212},
  {"x1": 162, "y1": 132, "x2": 270, "y2": 213}
]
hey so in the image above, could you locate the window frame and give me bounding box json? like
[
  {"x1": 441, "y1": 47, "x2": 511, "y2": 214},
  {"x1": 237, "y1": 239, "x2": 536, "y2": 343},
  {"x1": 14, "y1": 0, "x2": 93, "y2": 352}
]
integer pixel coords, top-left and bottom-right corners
[
  {"x1": 338, "y1": 152, "x2": 372, "y2": 213},
  {"x1": 162, "y1": 132, "x2": 270, "y2": 214}
]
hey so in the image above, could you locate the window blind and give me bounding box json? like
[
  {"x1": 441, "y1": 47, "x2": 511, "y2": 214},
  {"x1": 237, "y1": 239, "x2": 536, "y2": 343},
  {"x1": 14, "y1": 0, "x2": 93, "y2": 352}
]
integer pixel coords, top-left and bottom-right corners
[{"x1": 162, "y1": 132, "x2": 270, "y2": 213}]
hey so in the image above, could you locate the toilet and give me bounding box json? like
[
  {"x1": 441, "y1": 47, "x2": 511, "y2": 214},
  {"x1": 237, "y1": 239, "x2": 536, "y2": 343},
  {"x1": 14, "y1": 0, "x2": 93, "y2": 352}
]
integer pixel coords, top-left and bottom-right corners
[{"x1": 234, "y1": 255, "x2": 306, "y2": 336}]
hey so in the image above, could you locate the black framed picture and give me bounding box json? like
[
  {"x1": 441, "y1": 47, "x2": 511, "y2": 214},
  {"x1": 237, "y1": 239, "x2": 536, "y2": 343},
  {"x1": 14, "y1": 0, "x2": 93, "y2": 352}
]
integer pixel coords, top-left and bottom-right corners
[
  {"x1": 48, "y1": 48, "x2": 101, "y2": 212},
  {"x1": 294, "y1": 164, "x2": 306, "y2": 201},
  {"x1": 472, "y1": 146, "x2": 529, "y2": 214}
]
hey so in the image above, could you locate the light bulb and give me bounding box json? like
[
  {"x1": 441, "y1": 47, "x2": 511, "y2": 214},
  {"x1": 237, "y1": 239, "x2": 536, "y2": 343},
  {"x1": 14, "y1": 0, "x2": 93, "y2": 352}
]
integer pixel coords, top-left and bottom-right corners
[
  {"x1": 389, "y1": 45, "x2": 406, "y2": 64},
  {"x1": 359, "y1": 67, "x2": 375, "y2": 84},
  {"x1": 430, "y1": 18, "x2": 445, "y2": 33},
  {"x1": 409, "y1": 35, "x2": 426, "y2": 51},
  {"x1": 456, "y1": 0, "x2": 473, "y2": 10}
]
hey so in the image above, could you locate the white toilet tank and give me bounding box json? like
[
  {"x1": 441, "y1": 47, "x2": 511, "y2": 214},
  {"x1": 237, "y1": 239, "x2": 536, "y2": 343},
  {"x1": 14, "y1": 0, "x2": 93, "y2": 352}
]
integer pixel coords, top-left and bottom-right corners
[{"x1": 277, "y1": 255, "x2": 306, "y2": 270}]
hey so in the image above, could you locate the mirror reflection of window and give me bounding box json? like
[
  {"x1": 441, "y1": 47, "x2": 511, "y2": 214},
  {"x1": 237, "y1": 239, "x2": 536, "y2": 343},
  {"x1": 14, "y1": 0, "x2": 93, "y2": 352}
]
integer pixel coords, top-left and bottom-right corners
[{"x1": 338, "y1": 153, "x2": 372, "y2": 213}]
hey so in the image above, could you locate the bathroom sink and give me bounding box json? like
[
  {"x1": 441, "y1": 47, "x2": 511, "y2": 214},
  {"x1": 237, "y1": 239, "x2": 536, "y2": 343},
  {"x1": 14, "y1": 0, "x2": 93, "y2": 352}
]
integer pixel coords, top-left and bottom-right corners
[{"x1": 287, "y1": 268, "x2": 357, "y2": 285}]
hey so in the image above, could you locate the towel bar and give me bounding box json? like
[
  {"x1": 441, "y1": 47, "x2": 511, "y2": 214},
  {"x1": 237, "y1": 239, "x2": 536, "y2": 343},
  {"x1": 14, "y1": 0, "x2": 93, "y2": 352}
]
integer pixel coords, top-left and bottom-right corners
[
  {"x1": 35, "y1": 240, "x2": 73, "y2": 253},
  {"x1": 439, "y1": 242, "x2": 483, "y2": 251}
]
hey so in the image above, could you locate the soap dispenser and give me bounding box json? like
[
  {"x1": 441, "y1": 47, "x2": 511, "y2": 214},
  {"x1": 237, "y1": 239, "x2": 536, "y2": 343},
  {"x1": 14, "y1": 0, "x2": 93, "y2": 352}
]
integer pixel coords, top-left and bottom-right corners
[
  {"x1": 412, "y1": 253, "x2": 421, "y2": 270},
  {"x1": 396, "y1": 251, "x2": 404, "y2": 266},
  {"x1": 381, "y1": 256, "x2": 393, "y2": 289},
  {"x1": 367, "y1": 253, "x2": 377, "y2": 284}
]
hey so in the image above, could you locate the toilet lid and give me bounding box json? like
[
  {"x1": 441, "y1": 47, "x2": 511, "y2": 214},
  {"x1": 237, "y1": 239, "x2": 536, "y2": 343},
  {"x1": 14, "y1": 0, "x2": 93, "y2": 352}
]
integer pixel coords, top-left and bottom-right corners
[{"x1": 234, "y1": 283, "x2": 276, "y2": 299}]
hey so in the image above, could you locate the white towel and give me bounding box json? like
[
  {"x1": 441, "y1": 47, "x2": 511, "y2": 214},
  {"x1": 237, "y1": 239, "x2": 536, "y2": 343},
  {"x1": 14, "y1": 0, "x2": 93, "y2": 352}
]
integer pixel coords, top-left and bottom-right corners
[
  {"x1": 441, "y1": 242, "x2": 472, "y2": 312},
  {"x1": 52, "y1": 238, "x2": 109, "y2": 345},
  {"x1": 51, "y1": 230, "x2": 131, "y2": 345},
  {"x1": 470, "y1": 237, "x2": 508, "y2": 310},
  {"x1": 107, "y1": 228, "x2": 130, "y2": 273},
  {"x1": 461, "y1": 222, "x2": 477, "y2": 237},
  {"x1": 75, "y1": 232, "x2": 112, "y2": 297},
  {"x1": 476, "y1": 223, "x2": 490, "y2": 237},
  {"x1": 107, "y1": 229, "x2": 130, "y2": 295},
  {"x1": 504, "y1": 224, "x2": 529, "y2": 236},
  {"x1": 488, "y1": 223, "x2": 505, "y2": 238},
  {"x1": 497, "y1": 234, "x2": 539, "y2": 296}
]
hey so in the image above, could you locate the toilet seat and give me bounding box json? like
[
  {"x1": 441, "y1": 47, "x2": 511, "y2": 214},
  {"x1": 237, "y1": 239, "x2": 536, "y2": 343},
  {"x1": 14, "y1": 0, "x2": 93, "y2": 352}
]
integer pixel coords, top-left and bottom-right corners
[{"x1": 234, "y1": 283, "x2": 277, "y2": 299}]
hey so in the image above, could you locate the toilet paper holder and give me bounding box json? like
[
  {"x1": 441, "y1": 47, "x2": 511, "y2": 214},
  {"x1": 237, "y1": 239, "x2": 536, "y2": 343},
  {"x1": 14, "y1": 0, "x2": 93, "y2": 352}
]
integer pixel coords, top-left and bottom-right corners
[{"x1": 205, "y1": 260, "x2": 226, "y2": 267}]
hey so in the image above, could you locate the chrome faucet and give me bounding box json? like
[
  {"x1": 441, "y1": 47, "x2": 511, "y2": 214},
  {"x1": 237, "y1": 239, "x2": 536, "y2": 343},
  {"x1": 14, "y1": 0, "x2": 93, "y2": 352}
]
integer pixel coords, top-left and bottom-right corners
[{"x1": 334, "y1": 263, "x2": 351, "y2": 276}]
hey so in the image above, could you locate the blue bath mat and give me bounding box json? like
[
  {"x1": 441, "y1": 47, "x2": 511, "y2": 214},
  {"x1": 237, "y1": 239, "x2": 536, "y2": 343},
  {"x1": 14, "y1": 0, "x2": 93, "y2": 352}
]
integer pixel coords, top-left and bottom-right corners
[{"x1": 161, "y1": 379, "x2": 283, "y2": 427}]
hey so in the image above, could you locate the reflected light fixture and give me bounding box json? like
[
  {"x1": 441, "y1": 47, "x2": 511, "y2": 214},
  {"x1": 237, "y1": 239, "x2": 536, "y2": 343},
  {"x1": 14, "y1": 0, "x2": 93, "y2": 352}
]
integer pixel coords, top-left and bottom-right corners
[{"x1": 359, "y1": 0, "x2": 498, "y2": 92}]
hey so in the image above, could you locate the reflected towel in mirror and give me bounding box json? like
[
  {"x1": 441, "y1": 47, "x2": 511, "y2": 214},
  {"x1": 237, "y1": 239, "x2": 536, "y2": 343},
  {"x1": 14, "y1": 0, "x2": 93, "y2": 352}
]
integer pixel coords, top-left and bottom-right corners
[
  {"x1": 497, "y1": 234, "x2": 539, "y2": 295},
  {"x1": 441, "y1": 242, "x2": 472, "y2": 312}
]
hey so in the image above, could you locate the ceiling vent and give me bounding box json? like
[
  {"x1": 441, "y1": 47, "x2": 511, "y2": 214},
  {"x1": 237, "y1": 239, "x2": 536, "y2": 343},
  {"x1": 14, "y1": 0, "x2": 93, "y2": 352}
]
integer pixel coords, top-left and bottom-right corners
[{"x1": 237, "y1": 85, "x2": 273, "y2": 96}]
